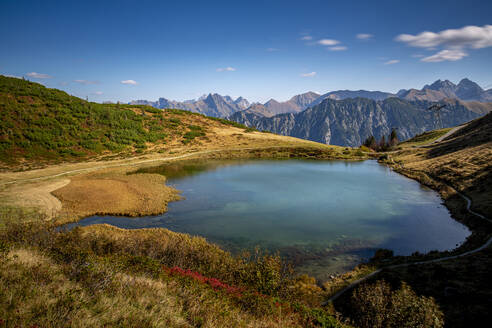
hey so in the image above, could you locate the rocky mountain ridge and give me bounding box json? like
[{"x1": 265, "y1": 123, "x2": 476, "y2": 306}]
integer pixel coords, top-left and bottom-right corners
[
  {"x1": 229, "y1": 97, "x2": 484, "y2": 147},
  {"x1": 130, "y1": 93, "x2": 250, "y2": 118},
  {"x1": 130, "y1": 78, "x2": 492, "y2": 119},
  {"x1": 398, "y1": 78, "x2": 492, "y2": 102}
]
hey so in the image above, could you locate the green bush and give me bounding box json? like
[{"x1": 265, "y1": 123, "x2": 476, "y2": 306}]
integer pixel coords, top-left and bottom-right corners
[
  {"x1": 350, "y1": 280, "x2": 444, "y2": 328},
  {"x1": 188, "y1": 124, "x2": 203, "y2": 131},
  {"x1": 208, "y1": 116, "x2": 248, "y2": 129},
  {"x1": 182, "y1": 130, "x2": 206, "y2": 143}
]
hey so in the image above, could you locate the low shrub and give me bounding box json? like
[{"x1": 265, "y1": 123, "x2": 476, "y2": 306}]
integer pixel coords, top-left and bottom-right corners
[{"x1": 349, "y1": 280, "x2": 443, "y2": 328}]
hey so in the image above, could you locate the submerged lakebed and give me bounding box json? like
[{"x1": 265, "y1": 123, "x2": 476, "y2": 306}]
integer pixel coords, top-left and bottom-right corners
[{"x1": 66, "y1": 159, "x2": 470, "y2": 279}]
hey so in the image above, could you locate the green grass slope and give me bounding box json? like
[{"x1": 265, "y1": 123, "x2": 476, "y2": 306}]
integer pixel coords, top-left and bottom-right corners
[{"x1": 0, "y1": 75, "x2": 246, "y2": 166}]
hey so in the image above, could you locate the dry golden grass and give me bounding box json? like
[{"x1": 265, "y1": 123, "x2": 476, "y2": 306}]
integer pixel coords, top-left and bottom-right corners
[
  {"x1": 400, "y1": 143, "x2": 491, "y2": 214},
  {"x1": 52, "y1": 169, "x2": 180, "y2": 221}
]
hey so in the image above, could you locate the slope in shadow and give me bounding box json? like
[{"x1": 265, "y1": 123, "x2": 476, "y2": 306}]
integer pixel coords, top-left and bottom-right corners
[{"x1": 428, "y1": 112, "x2": 492, "y2": 158}]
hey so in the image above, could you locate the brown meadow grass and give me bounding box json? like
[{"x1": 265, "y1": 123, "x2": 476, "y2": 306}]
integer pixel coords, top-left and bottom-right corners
[{"x1": 52, "y1": 169, "x2": 180, "y2": 222}]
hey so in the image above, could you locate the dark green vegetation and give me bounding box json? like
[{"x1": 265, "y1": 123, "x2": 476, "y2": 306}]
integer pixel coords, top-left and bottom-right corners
[
  {"x1": 207, "y1": 116, "x2": 250, "y2": 129},
  {"x1": 182, "y1": 125, "x2": 206, "y2": 144},
  {"x1": 0, "y1": 76, "x2": 160, "y2": 162},
  {"x1": 347, "y1": 280, "x2": 443, "y2": 328},
  {"x1": 362, "y1": 128, "x2": 399, "y2": 151}
]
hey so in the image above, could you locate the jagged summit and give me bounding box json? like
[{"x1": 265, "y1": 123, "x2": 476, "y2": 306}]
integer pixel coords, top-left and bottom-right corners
[
  {"x1": 401, "y1": 78, "x2": 491, "y2": 102},
  {"x1": 129, "y1": 93, "x2": 249, "y2": 118}
]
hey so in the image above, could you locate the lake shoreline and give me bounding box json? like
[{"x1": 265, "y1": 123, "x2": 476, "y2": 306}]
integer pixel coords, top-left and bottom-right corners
[
  {"x1": 57, "y1": 157, "x2": 472, "y2": 280},
  {"x1": 12, "y1": 144, "x2": 487, "y2": 281}
]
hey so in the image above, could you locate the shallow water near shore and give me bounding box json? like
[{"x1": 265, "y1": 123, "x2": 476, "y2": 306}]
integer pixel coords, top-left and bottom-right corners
[{"x1": 66, "y1": 159, "x2": 470, "y2": 280}]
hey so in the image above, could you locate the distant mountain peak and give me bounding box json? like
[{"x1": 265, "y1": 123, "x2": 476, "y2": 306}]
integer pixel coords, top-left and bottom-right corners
[
  {"x1": 457, "y1": 78, "x2": 482, "y2": 89},
  {"x1": 233, "y1": 96, "x2": 250, "y2": 109},
  {"x1": 455, "y1": 78, "x2": 484, "y2": 100},
  {"x1": 425, "y1": 79, "x2": 456, "y2": 90},
  {"x1": 223, "y1": 95, "x2": 234, "y2": 103},
  {"x1": 265, "y1": 99, "x2": 280, "y2": 105},
  {"x1": 401, "y1": 78, "x2": 489, "y2": 102}
]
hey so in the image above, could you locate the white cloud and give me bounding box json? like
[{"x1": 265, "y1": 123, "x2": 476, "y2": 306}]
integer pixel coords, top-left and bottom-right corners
[
  {"x1": 26, "y1": 72, "x2": 52, "y2": 79},
  {"x1": 300, "y1": 72, "x2": 316, "y2": 77},
  {"x1": 216, "y1": 67, "x2": 236, "y2": 72},
  {"x1": 74, "y1": 79, "x2": 99, "y2": 85},
  {"x1": 396, "y1": 25, "x2": 492, "y2": 49},
  {"x1": 93, "y1": 91, "x2": 104, "y2": 95},
  {"x1": 329, "y1": 46, "x2": 348, "y2": 51},
  {"x1": 121, "y1": 79, "x2": 137, "y2": 85},
  {"x1": 356, "y1": 33, "x2": 373, "y2": 40},
  {"x1": 266, "y1": 47, "x2": 279, "y2": 52},
  {"x1": 317, "y1": 39, "x2": 340, "y2": 46},
  {"x1": 411, "y1": 54, "x2": 425, "y2": 58},
  {"x1": 300, "y1": 35, "x2": 313, "y2": 41},
  {"x1": 384, "y1": 59, "x2": 400, "y2": 65},
  {"x1": 421, "y1": 49, "x2": 468, "y2": 62}
]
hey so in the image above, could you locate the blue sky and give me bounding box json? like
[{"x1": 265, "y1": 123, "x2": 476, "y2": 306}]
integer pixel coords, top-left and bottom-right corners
[{"x1": 1, "y1": 0, "x2": 491, "y2": 103}]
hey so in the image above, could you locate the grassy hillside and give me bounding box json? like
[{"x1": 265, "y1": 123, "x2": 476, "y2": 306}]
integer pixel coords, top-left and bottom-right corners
[
  {"x1": 396, "y1": 112, "x2": 492, "y2": 217},
  {"x1": 398, "y1": 128, "x2": 452, "y2": 146},
  {"x1": 0, "y1": 75, "x2": 249, "y2": 166}
]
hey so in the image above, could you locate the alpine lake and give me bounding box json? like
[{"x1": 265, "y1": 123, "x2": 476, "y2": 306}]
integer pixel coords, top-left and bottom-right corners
[{"x1": 65, "y1": 159, "x2": 470, "y2": 280}]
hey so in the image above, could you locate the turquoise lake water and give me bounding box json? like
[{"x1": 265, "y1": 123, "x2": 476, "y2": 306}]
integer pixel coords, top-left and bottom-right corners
[{"x1": 66, "y1": 159, "x2": 470, "y2": 279}]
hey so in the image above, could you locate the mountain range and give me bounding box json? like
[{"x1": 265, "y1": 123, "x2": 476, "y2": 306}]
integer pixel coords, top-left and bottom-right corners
[
  {"x1": 230, "y1": 98, "x2": 485, "y2": 147},
  {"x1": 398, "y1": 78, "x2": 492, "y2": 102},
  {"x1": 129, "y1": 78, "x2": 492, "y2": 146},
  {"x1": 130, "y1": 93, "x2": 251, "y2": 118},
  {"x1": 130, "y1": 78, "x2": 492, "y2": 119}
]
